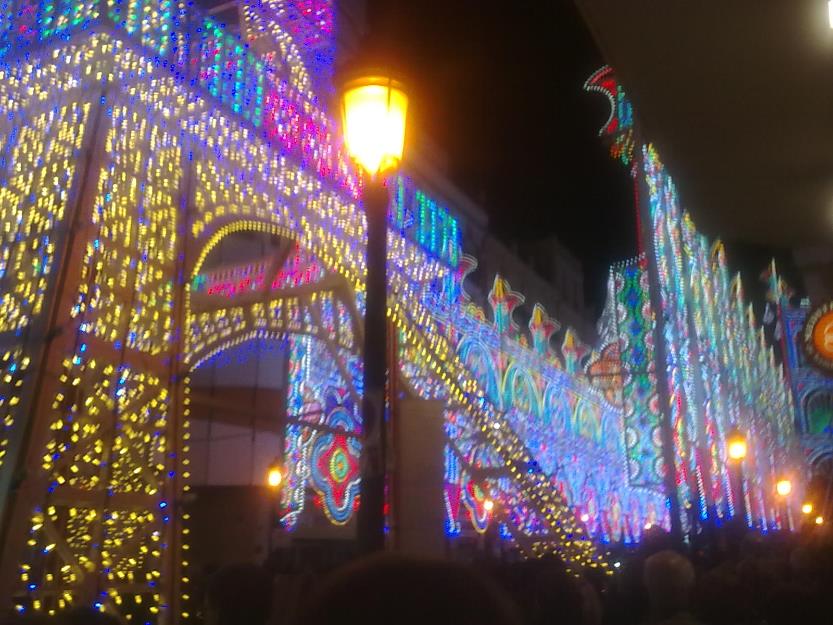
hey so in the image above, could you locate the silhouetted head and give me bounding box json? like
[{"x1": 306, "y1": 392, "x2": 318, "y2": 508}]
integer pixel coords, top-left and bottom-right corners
[
  {"x1": 644, "y1": 549, "x2": 695, "y2": 618},
  {"x1": 204, "y1": 563, "x2": 272, "y2": 625},
  {"x1": 299, "y1": 553, "x2": 520, "y2": 625}
]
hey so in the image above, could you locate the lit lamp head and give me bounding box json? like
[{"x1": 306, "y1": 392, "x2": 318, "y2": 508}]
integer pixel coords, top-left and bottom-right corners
[
  {"x1": 801, "y1": 502, "x2": 813, "y2": 515},
  {"x1": 483, "y1": 498, "x2": 495, "y2": 513},
  {"x1": 340, "y1": 74, "x2": 408, "y2": 176},
  {"x1": 727, "y1": 429, "x2": 747, "y2": 461},
  {"x1": 266, "y1": 460, "x2": 283, "y2": 490},
  {"x1": 775, "y1": 479, "x2": 792, "y2": 497}
]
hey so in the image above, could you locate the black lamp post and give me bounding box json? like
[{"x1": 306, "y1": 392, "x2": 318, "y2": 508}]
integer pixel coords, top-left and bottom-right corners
[
  {"x1": 727, "y1": 428, "x2": 748, "y2": 523},
  {"x1": 339, "y1": 74, "x2": 408, "y2": 553}
]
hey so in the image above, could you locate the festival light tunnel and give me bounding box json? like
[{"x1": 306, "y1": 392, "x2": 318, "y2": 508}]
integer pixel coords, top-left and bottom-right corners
[{"x1": 0, "y1": 2, "x2": 804, "y2": 621}]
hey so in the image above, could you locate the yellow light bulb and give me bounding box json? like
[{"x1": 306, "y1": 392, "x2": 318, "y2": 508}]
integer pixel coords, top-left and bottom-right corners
[
  {"x1": 728, "y1": 438, "x2": 747, "y2": 461},
  {"x1": 267, "y1": 465, "x2": 283, "y2": 489},
  {"x1": 775, "y1": 479, "x2": 792, "y2": 497},
  {"x1": 341, "y1": 76, "x2": 408, "y2": 175}
]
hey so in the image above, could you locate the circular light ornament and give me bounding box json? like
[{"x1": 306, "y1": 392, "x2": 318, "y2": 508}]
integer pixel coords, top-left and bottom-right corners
[{"x1": 803, "y1": 301, "x2": 833, "y2": 372}]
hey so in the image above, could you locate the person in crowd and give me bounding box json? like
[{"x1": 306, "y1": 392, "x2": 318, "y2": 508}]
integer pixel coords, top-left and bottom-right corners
[
  {"x1": 642, "y1": 549, "x2": 702, "y2": 625},
  {"x1": 295, "y1": 553, "x2": 521, "y2": 625},
  {"x1": 204, "y1": 563, "x2": 273, "y2": 625}
]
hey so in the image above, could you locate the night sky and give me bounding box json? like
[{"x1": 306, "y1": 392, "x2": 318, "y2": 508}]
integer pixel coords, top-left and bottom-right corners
[
  {"x1": 363, "y1": 0, "x2": 801, "y2": 316},
  {"x1": 365, "y1": 0, "x2": 637, "y2": 314}
]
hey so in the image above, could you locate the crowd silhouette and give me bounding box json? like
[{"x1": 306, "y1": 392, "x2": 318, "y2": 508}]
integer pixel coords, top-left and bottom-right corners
[{"x1": 3, "y1": 520, "x2": 831, "y2": 625}]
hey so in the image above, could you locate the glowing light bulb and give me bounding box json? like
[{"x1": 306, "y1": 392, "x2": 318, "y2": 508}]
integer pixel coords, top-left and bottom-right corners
[
  {"x1": 729, "y1": 438, "x2": 746, "y2": 460},
  {"x1": 815, "y1": 515, "x2": 824, "y2": 526},
  {"x1": 340, "y1": 76, "x2": 408, "y2": 175},
  {"x1": 775, "y1": 479, "x2": 792, "y2": 497},
  {"x1": 266, "y1": 462, "x2": 283, "y2": 489},
  {"x1": 483, "y1": 499, "x2": 495, "y2": 513},
  {"x1": 801, "y1": 503, "x2": 813, "y2": 515},
  {"x1": 580, "y1": 513, "x2": 590, "y2": 523}
]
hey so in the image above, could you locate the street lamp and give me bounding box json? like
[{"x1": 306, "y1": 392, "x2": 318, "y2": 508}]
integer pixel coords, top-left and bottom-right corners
[
  {"x1": 726, "y1": 428, "x2": 748, "y2": 523},
  {"x1": 266, "y1": 460, "x2": 283, "y2": 490},
  {"x1": 340, "y1": 71, "x2": 409, "y2": 554},
  {"x1": 775, "y1": 478, "x2": 792, "y2": 530},
  {"x1": 341, "y1": 76, "x2": 408, "y2": 175},
  {"x1": 727, "y1": 430, "x2": 747, "y2": 461},
  {"x1": 265, "y1": 458, "x2": 284, "y2": 556},
  {"x1": 802, "y1": 502, "x2": 814, "y2": 515}
]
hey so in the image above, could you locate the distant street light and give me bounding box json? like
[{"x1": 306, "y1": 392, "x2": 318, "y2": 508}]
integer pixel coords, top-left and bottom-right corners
[
  {"x1": 802, "y1": 502, "x2": 814, "y2": 515},
  {"x1": 727, "y1": 429, "x2": 747, "y2": 461},
  {"x1": 776, "y1": 479, "x2": 792, "y2": 497},
  {"x1": 726, "y1": 428, "x2": 748, "y2": 522},
  {"x1": 815, "y1": 515, "x2": 825, "y2": 526},
  {"x1": 265, "y1": 458, "x2": 284, "y2": 555},
  {"x1": 340, "y1": 71, "x2": 409, "y2": 554},
  {"x1": 266, "y1": 459, "x2": 283, "y2": 489}
]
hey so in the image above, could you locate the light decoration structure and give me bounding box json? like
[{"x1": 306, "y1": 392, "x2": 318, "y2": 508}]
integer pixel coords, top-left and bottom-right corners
[
  {"x1": 769, "y1": 262, "x2": 833, "y2": 477},
  {"x1": 585, "y1": 66, "x2": 804, "y2": 532},
  {"x1": 0, "y1": 2, "x2": 643, "y2": 618},
  {"x1": 0, "y1": 3, "x2": 805, "y2": 622}
]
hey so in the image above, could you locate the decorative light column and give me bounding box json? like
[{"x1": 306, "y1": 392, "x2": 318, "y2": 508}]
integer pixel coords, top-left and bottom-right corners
[{"x1": 339, "y1": 73, "x2": 408, "y2": 553}]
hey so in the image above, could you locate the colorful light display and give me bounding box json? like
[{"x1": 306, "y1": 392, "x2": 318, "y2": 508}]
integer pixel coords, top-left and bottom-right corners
[
  {"x1": 770, "y1": 266, "x2": 833, "y2": 471},
  {"x1": 586, "y1": 66, "x2": 803, "y2": 532},
  {"x1": 0, "y1": 3, "x2": 806, "y2": 622}
]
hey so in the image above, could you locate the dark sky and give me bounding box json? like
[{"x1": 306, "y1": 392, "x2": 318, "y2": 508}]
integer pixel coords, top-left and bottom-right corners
[
  {"x1": 365, "y1": 0, "x2": 636, "y2": 315},
  {"x1": 362, "y1": 0, "x2": 804, "y2": 318}
]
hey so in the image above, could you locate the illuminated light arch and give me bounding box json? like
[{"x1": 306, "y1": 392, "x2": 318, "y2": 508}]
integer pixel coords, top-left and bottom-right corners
[
  {"x1": 574, "y1": 397, "x2": 603, "y2": 444},
  {"x1": 543, "y1": 383, "x2": 572, "y2": 434},
  {"x1": 184, "y1": 221, "x2": 363, "y2": 369},
  {"x1": 803, "y1": 390, "x2": 833, "y2": 436},
  {"x1": 457, "y1": 338, "x2": 501, "y2": 405},
  {"x1": 502, "y1": 363, "x2": 541, "y2": 418}
]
